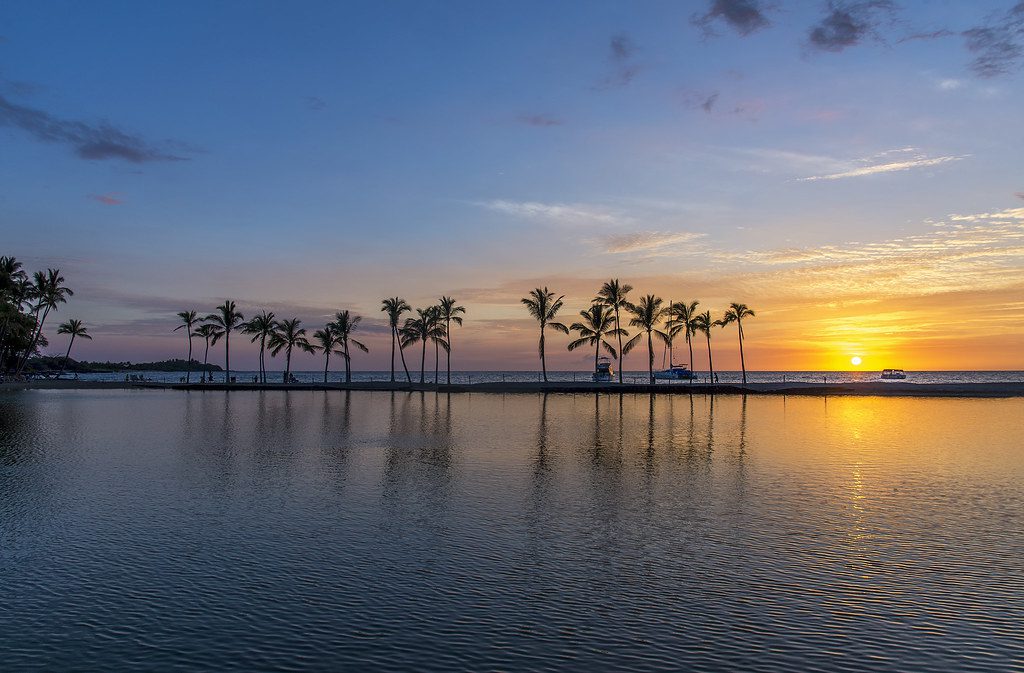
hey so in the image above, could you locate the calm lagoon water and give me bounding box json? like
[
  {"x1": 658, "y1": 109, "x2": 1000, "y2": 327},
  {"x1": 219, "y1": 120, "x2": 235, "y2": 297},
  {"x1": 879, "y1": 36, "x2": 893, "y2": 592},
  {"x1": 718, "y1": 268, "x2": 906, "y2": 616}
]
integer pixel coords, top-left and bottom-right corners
[{"x1": 1, "y1": 390, "x2": 1021, "y2": 672}]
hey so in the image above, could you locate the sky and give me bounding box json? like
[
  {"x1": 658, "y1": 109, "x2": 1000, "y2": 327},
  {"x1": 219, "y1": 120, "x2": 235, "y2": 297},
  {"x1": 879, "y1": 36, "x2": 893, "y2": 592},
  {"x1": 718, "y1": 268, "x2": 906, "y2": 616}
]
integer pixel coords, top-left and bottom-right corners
[{"x1": 2, "y1": 0, "x2": 1023, "y2": 372}]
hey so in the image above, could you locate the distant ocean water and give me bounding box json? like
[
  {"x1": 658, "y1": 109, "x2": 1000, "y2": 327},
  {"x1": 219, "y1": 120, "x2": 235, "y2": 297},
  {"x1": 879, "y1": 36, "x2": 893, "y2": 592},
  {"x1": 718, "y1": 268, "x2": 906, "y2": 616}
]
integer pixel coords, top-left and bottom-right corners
[{"x1": 70, "y1": 369, "x2": 1024, "y2": 385}]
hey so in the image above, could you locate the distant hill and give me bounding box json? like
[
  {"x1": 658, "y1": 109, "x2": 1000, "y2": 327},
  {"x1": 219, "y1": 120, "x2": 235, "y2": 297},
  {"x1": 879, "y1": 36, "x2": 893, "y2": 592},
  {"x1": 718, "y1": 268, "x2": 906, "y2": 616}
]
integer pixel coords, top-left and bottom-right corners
[{"x1": 26, "y1": 357, "x2": 222, "y2": 373}]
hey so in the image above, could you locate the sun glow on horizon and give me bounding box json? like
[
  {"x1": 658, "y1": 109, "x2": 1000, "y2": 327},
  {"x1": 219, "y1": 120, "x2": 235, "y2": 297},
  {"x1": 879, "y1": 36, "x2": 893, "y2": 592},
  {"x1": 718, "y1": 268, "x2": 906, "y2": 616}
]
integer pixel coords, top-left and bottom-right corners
[{"x1": 851, "y1": 356, "x2": 863, "y2": 366}]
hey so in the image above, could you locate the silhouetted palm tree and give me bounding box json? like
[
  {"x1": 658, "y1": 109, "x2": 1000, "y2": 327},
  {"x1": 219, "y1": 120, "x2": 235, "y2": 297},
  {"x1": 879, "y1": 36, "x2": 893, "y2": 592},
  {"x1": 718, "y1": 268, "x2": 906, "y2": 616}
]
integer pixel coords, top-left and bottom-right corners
[
  {"x1": 56, "y1": 319, "x2": 91, "y2": 377},
  {"x1": 669, "y1": 300, "x2": 700, "y2": 382},
  {"x1": 627, "y1": 294, "x2": 669, "y2": 384},
  {"x1": 521, "y1": 287, "x2": 569, "y2": 382},
  {"x1": 438, "y1": 296, "x2": 465, "y2": 384},
  {"x1": 597, "y1": 279, "x2": 633, "y2": 384},
  {"x1": 400, "y1": 307, "x2": 447, "y2": 384},
  {"x1": 173, "y1": 310, "x2": 199, "y2": 383},
  {"x1": 568, "y1": 302, "x2": 626, "y2": 372},
  {"x1": 330, "y1": 310, "x2": 369, "y2": 383},
  {"x1": 0, "y1": 256, "x2": 27, "y2": 367},
  {"x1": 206, "y1": 300, "x2": 244, "y2": 383},
  {"x1": 692, "y1": 310, "x2": 724, "y2": 385},
  {"x1": 312, "y1": 327, "x2": 342, "y2": 383},
  {"x1": 242, "y1": 310, "x2": 277, "y2": 383},
  {"x1": 722, "y1": 303, "x2": 756, "y2": 385},
  {"x1": 193, "y1": 322, "x2": 222, "y2": 381},
  {"x1": 16, "y1": 268, "x2": 73, "y2": 375},
  {"x1": 269, "y1": 318, "x2": 314, "y2": 383},
  {"x1": 381, "y1": 297, "x2": 412, "y2": 383}
]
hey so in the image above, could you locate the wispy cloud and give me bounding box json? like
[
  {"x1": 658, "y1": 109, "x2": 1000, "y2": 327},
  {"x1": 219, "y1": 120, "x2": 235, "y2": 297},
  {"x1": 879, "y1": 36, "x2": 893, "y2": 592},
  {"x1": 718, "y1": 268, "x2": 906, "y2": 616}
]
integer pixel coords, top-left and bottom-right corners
[
  {"x1": 88, "y1": 193, "x2": 123, "y2": 206},
  {"x1": 799, "y1": 153, "x2": 965, "y2": 181},
  {"x1": 961, "y1": 1, "x2": 1024, "y2": 77},
  {"x1": 0, "y1": 94, "x2": 189, "y2": 163},
  {"x1": 516, "y1": 113, "x2": 563, "y2": 127},
  {"x1": 807, "y1": 1, "x2": 895, "y2": 53},
  {"x1": 692, "y1": 0, "x2": 772, "y2": 37},
  {"x1": 600, "y1": 231, "x2": 704, "y2": 254},
  {"x1": 476, "y1": 199, "x2": 623, "y2": 226}
]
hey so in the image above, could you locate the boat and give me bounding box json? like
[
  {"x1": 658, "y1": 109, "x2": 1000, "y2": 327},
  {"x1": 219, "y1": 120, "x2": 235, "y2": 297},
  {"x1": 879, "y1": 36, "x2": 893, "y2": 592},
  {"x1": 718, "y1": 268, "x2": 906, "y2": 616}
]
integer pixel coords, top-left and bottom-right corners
[
  {"x1": 880, "y1": 369, "x2": 907, "y2": 380},
  {"x1": 653, "y1": 364, "x2": 696, "y2": 381},
  {"x1": 593, "y1": 356, "x2": 614, "y2": 382}
]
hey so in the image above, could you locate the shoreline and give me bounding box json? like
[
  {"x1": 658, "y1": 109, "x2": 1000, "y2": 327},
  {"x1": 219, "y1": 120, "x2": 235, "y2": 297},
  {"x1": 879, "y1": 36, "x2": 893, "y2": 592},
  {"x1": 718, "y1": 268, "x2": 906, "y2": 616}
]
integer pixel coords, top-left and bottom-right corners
[{"x1": 3, "y1": 379, "x2": 1023, "y2": 398}]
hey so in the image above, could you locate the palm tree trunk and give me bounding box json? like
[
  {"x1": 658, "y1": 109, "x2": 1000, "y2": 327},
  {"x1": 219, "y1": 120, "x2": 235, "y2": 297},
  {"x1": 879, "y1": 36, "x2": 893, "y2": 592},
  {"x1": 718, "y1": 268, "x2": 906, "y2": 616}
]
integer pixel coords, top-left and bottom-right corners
[
  {"x1": 706, "y1": 334, "x2": 715, "y2": 385},
  {"x1": 594, "y1": 338, "x2": 600, "y2": 372},
  {"x1": 687, "y1": 333, "x2": 695, "y2": 385},
  {"x1": 446, "y1": 318, "x2": 451, "y2": 385},
  {"x1": 345, "y1": 346, "x2": 351, "y2": 383},
  {"x1": 540, "y1": 327, "x2": 547, "y2": 382},
  {"x1": 390, "y1": 329, "x2": 396, "y2": 382},
  {"x1": 58, "y1": 334, "x2": 75, "y2": 378},
  {"x1": 738, "y1": 321, "x2": 747, "y2": 385},
  {"x1": 323, "y1": 350, "x2": 330, "y2": 384},
  {"x1": 285, "y1": 346, "x2": 292, "y2": 383},
  {"x1": 225, "y1": 332, "x2": 230, "y2": 384},
  {"x1": 615, "y1": 307, "x2": 623, "y2": 384},
  {"x1": 434, "y1": 339, "x2": 439, "y2": 384},
  {"x1": 186, "y1": 332, "x2": 193, "y2": 383},
  {"x1": 420, "y1": 339, "x2": 426, "y2": 383},
  {"x1": 648, "y1": 330, "x2": 654, "y2": 384},
  {"x1": 397, "y1": 327, "x2": 412, "y2": 383},
  {"x1": 16, "y1": 305, "x2": 49, "y2": 375},
  {"x1": 203, "y1": 339, "x2": 210, "y2": 381}
]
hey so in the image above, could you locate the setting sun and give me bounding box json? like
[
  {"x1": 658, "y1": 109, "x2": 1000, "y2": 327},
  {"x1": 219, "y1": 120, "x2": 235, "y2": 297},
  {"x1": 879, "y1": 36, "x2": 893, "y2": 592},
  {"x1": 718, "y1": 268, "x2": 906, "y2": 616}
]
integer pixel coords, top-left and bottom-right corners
[{"x1": 851, "y1": 356, "x2": 863, "y2": 366}]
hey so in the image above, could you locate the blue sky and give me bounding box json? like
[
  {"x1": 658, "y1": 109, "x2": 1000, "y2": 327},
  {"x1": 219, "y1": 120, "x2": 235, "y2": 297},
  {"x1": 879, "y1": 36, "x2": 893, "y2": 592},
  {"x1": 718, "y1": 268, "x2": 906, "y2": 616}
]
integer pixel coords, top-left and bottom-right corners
[{"x1": 2, "y1": 1, "x2": 1022, "y2": 370}]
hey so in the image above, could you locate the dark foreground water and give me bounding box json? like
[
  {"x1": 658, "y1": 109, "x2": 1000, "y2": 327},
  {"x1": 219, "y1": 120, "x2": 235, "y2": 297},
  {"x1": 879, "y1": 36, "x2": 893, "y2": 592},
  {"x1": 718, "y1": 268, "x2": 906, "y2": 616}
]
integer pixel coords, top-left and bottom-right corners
[{"x1": 1, "y1": 390, "x2": 1021, "y2": 672}]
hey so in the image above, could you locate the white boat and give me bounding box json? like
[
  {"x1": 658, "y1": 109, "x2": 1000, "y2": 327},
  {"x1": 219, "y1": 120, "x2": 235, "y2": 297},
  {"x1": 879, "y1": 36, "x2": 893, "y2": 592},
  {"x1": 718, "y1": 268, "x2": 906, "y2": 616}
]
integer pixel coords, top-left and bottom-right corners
[
  {"x1": 653, "y1": 364, "x2": 696, "y2": 381},
  {"x1": 593, "y1": 356, "x2": 614, "y2": 382},
  {"x1": 880, "y1": 369, "x2": 907, "y2": 380}
]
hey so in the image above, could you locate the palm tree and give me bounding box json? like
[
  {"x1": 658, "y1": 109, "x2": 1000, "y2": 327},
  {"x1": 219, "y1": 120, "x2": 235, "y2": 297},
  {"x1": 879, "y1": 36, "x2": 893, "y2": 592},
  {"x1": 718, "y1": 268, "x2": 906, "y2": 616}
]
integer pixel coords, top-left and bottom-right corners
[
  {"x1": 597, "y1": 279, "x2": 633, "y2": 384},
  {"x1": 268, "y1": 318, "x2": 314, "y2": 383},
  {"x1": 722, "y1": 303, "x2": 756, "y2": 385},
  {"x1": 173, "y1": 310, "x2": 199, "y2": 383},
  {"x1": 692, "y1": 310, "x2": 725, "y2": 385},
  {"x1": 206, "y1": 300, "x2": 244, "y2": 383},
  {"x1": 330, "y1": 310, "x2": 369, "y2": 384},
  {"x1": 56, "y1": 319, "x2": 91, "y2": 377},
  {"x1": 0, "y1": 256, "x2": 24, "y2": 362},
  {"x1": 521, "y1": 287, "x2": 569, "y2": 383},
  {"x1": 193, "y1": 322, "x2": 223, "y2": 382},
  {"x1": 669, "y1": 300, "x2": 700, "y2": 381},
  {"x1": 242, "y1": 310, "x2": 277, "y2": 383},
  {"x1": 16, "y1": 268, "x2": 73, "y2": 375},
  {"x1": 627, "y1": 294, "x2": 669, "y2": 384},
  {"x1": 438, "y1": 296, "x2": 465, "y2": 385},
  {"x1": 400, "y1": 307, "x2": 447, "y2": 384},
  {"x1": 568, "y1": 302, "x2": 626, "y2": 373},
  {"x1": 381, "y1": 297, "x2": 412, "y2": 383},
  {"x1": 312, "y1": 327, "x2": 342, "y2": 383}
]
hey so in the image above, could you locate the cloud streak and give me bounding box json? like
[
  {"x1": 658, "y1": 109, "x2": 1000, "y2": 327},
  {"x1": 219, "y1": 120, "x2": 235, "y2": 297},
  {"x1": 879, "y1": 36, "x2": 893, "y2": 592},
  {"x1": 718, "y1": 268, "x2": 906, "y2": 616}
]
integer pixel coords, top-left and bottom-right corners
[
  {"x1": 0, "y1": 94, "x2": 188, "y2": 163},
  {"x1": 799, "y1": 154, "x2": 964, "y2": 181},
  {"x1": 477, "y1": 199, "x2": 624, "y2": 226},
  {"x1": 601, "y1": 231, "x2": 704, "y2": 254}
]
